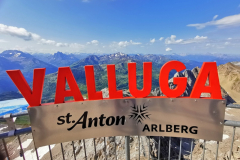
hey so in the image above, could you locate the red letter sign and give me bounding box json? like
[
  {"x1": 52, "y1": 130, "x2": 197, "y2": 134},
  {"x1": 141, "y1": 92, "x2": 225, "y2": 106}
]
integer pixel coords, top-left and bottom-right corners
[
  {"x1": 55, "y1": 67, "x2": 84, "y2": 104},
  {"x1": 6, "y1": 68, "x2": 45, "y2": 107},
  {"x1": 190, "y1": 62, "x2": 222, "y2": 99},
  {"x1": 107, "y1": 65, "x2": 123, "y2": 99},
  {"x1": 128, "y1": 62, "x2": 152, "y2": 98},
  {"x1": 160, "y1": 61, "x2": 187, "y2": 98},
  {"x1": 85, "y1": 65, "x2": 103, "y2": 100}
]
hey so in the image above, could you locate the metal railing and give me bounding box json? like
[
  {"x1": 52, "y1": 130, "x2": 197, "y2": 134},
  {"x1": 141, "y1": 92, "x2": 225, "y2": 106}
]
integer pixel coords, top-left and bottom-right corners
[{"x1": 0, "y1": 104, "x2": 239, "y2": 160}]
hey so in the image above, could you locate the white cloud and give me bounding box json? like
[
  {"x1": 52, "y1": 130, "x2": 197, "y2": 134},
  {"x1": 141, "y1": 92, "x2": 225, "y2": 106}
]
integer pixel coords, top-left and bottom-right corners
[
  {"x1": 228, "y1": 38, "x2": 232, "y2": 40},
  {"x1": 0, "y1": 24, "x2": 40, "y2": 41},
  {"x1": 225, "y1": 42, "x2": 230, "y2": 45},
  {"x1": 56, "y1": 43, "x2": 69, "y2": 47},
  {"x1": 187, "y1": 13, "x2": 240, "y2": 29},
  {"x1": 150, "y1": 38, "x2": 155, "y2": 43},
  {"x1": 82, "y1": 0, "x2": 90, "y2": 2},
  {"x1": 69, "y1": 43, "x2": 84, "y2": 48},
  {"x1": 116, "y1": 40, "x2": 141, "y2": 47},
  {"x1": 166, "y1": 47, "x2": 172, "y2": 51},
  {"x1": 165, "y1": 35, "x2": 183, "y2": 44},
  {"x1": 91, "y1": 40, "x2": 99, "y2": 44},
  {"x1": 87, "y1": 40, "x2": 99, "y2": 45},
  {"x1": 213, "y1": 15, "x2": 218, "y2": 20},
  {"x1": 118, "y1": 41, "x2": 129, "y2": 47},
  {"x1": 159, "y1": 37, "x2": 164, "y2": 41},
  {"x1": 129, "y1": 40, "x2": 141, "y2": 45},
  {"x1": 40, "y1": 39, "x2": 56, "y2": 45},
  {"x1": 0, "y1": 23, "x2": 76, "y2": 48},
  {"x1": 0, "y1": 39, "x2": 7, "y2": 43},
  {"x1": 165, "y1": 35, "x2": 207, "y2": 44}
]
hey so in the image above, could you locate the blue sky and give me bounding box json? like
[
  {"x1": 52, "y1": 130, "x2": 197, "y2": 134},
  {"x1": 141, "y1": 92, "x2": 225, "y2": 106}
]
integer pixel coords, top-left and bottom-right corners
[{"x1": 0, "y1": 0, "x2": 240, "y2": 54}]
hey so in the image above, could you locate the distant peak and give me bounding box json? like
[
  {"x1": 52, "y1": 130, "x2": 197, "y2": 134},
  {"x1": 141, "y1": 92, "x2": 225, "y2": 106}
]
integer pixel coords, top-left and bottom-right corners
[
  {"x1": 110, "y1": 52, "x2": 127, "y2": 57},
  {"x1": 54, "y1": 51, "x2": 64, "y2": 55}
]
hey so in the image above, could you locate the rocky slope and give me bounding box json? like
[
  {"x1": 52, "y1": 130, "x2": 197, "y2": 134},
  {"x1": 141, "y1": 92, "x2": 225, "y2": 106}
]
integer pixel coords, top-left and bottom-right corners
[
  {"x1": 152, "y1": 67, "x2": 235, "y2": 104},
  {"x1": 218, "y1": 62, "x2": 240, "y2": 104}
]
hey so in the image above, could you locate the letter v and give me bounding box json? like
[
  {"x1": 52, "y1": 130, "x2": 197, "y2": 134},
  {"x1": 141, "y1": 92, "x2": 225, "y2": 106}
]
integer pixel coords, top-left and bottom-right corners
[{"x1": 6, "y1": 68, "x2": 46, "y2": 107}]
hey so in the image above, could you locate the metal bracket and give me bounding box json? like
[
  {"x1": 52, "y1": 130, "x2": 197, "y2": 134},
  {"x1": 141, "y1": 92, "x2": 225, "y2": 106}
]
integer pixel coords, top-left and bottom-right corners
[{"x1": 4, "y1": 113, "x2": 16, "y2": 137}]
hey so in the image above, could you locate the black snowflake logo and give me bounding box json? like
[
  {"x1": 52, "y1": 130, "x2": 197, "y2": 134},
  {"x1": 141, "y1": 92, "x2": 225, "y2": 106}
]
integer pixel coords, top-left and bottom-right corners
[{"x1": 129, "y1": 104, "x2": 151, "y2": 124}]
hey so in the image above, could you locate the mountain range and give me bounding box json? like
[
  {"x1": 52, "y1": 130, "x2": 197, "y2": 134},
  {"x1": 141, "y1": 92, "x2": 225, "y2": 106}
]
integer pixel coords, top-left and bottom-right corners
[
  {"x1": 0, "y1": 50, "x2": 58, "y2": 94},
  {"x1": 0, "y1": 50, "x2": 239, "y2": 102}
]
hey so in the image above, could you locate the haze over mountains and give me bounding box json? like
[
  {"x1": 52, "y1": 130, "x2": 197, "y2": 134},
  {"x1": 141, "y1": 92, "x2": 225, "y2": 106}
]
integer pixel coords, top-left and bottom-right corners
[
  {"x1": 0, "y1": 50, "x2": 58, "y2": 94},
  {"x1": 0, "y1": 50, "x2": 240, "y2": 102}
]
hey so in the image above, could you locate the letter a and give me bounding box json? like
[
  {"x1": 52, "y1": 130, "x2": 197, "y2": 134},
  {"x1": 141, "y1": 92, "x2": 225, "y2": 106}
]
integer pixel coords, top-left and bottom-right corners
[
  {"x1": 190, "y1": 62, "x2": 222, "y2": 99},
  {"x1": 55, "y1": 67, "x2": 84, "y2": 103}
]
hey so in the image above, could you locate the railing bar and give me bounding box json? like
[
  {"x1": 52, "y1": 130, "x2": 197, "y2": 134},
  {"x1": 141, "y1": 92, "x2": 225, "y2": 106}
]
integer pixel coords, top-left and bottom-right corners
[
  {"x1": 190, "y1": 139, "x2": 193, "y2": 160},
  {"x1": 224, "y1": 120, "x2": 240, "y2": 127},
  {"x1": 229, "y1": 126, "x2": 236, "y2": 160},
  {"x1": 227, "y1": 104, "x2": 240, "y2": 108},
  {"x1": 0, "y1": 127, "x2": 31, "y2": 139},
  {"x1": 215, "y1": 141, "x2": 219, "y2": 160},
  {"x1": 17, "y1": 135, "x2": 25, "y2": 160},
  {"x1": 104, "y1": 137, "x2": 107, "y2": 160},
  {"x1": 48, "y1": 145, "x2": 53, "y2": 160},
  {"x1": 125, "y1": 136, "x2": 130, "y2": 160},
  {"x1": 178, "y1": 138, "x2": 182, "y2": 160},
  {"x1": 202, "y1": 140, "x2": 206, "y2": 160},
  {"x1": 138, "y1": 136, "x2": 140, "y2": 160},
  {"x1": 61, "y1": 143, "x2": 65, "y2": 160},
  {"x1": 72, "y1": 141, "x2": 76, "y2": 160},
  {"x1": 0, "y1": 111, "x2": 29, "y2": 120},
  {"x1": 83, "y1": 139, "x2": 87, "y2": 160},
  {"x1": 114, "y1": 136, "x2": 117, "y2": 160},
  {"x1": 149, "y1": 136, "x2": 151, "y2": 160},
  {"x1": 2, "y1": 139, "x2": 9, "y2": 160},
  {"x1": 93, "y1": 138, "x2": 97, "y2": 157},
  {"x1": 35, "y1": 147, "x2": 39, "y2": 160},
  {"x1": 168, "y1": 137, "x2": 171, "y2": 160},
  {"x1": 158, "y1": 136, "x2": 160, "y2": 160}
]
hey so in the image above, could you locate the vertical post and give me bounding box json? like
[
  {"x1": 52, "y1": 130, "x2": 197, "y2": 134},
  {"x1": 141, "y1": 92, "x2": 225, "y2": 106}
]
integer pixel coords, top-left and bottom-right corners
[
  {"x1": 158, "y1": 136, "x2": 161, "y2": 160},
  {"x1": 72, "y1": 141, "x2": 76, "y2": 160},
  {"x1": 125, "y1": 136, "x2": 130, "y2": 160},
  {"x1": 48, "y1": 145, "x2": 53, "y2": 160},
  {"x1": 2, "y1": 139, "x2": 10, "y2": 160},
  {"x1": 17, "y1": 135, "x2": 25, "y2": 160},
  {"x1": 83, "y1": 139, "x2": 87, "y2": 160},
  {"x1": 114, "y1": 137, "x2": 117, "y2": 160},
  {"x1": 168, "y1": 137, "x2": 171, "y2": 160},
  {"x1": 215, "y1": 141, "x2": 219, "y2": 160},
  {"x1": 104, "y1": 137, "x2": 107, "y2": 160},
  {"x1": 190, "y1": 139, "x2": 194, "y2": 160},
  {"x1": 202, "y1": 140, "x2": 206, "y2": 160},
  {"x1": 178, "y1": 138, "x2": 182, "y2": 160},
  {"x1": 148, "y1": 137, "x2": 151, "y2": 160},
  {"x1": 35, "y1": 147, "x2": 39, "y2": 160},
  {"x1": 229, "y1": 127, "x2": 236, "y2": 160},
  {"x1": 138, "y1": 136, "x2": 141, "y2": 160},
  {"x1": 60, "y1": 143, "x2": 65, "y2": 160}
]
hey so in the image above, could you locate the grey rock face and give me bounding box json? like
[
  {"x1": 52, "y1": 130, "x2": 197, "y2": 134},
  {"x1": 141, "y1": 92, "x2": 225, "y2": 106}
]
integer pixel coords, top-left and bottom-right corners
[{"x1": 152, "y1": 66, "x2": 234, "y2": 104}]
